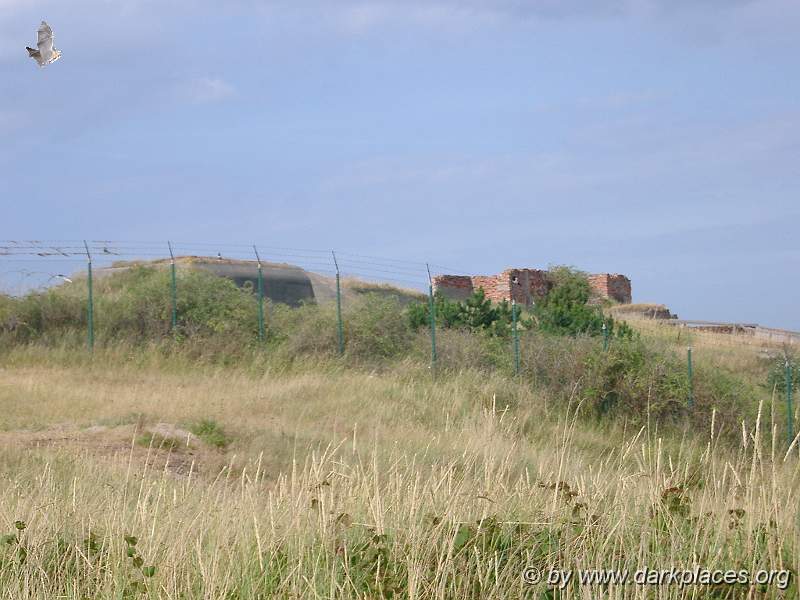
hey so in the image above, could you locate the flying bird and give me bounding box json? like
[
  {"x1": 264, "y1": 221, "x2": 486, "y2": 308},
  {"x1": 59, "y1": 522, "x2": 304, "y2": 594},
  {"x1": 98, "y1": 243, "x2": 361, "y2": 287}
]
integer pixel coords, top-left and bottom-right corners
[{"x1": 26, "y1": 21, "x2": 62, "y2": 67}]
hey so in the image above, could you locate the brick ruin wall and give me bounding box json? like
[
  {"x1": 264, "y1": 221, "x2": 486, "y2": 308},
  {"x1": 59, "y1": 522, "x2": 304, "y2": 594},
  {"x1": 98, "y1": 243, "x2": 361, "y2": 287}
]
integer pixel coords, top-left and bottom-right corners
[
  {"x1": 433, "y1": 269, "x2": 632, "y2": 305},
  {"x1": 504, "y1": 269, "x2": 551, "y2": 304},
  {"x1": 471, "y1": 275, "x2": 507, "y2": 303},
  {"x1": 586, "y1": 274, "x2": 632, "y2": 304},
  {"x1": 429, "y1": 275, "x2": 474, "y2": 301}
]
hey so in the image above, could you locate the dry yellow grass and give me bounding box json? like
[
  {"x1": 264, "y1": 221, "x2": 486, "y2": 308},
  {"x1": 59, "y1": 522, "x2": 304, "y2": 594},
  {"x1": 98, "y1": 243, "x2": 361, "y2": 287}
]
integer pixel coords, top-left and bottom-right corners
[
  {"x1": 613, "y1": 315, "x2": 790, "y2": 389},
  {"x1": 616, "y1": 315, "x2": 787, "y2": 354},
  {"x1": 0, "y1": 347, "x2": 798, "y2": 598}
]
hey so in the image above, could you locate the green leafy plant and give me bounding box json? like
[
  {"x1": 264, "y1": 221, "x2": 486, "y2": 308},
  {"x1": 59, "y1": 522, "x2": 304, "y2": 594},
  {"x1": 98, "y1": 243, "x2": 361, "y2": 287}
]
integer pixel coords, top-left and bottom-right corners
[
  {"x1": 123, "y1": 532, "x2": 157, "y2": 596},
  {"x1": 0, "y1": 519, "x2": 27, "y2": 566}
]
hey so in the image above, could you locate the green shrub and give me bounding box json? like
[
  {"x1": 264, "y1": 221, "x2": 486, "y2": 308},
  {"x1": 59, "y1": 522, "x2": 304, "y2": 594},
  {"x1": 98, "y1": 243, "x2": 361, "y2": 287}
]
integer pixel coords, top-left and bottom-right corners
[
  {"x1": 532, "y1": 267, "x2": 633, "y2": 341},
  {"x1": 579, "y1": 337, "x2": 757, "y2": 437},
  {"x1": 407, "y1": 289, "x2": 519, "y2": 337},
  {"x1": 270, "y1": 294, "x2": 415, "y2": 363},
  {"x1": 0, "y1": 266, "x2": 258, "y2": 346},
  {"x1": 188, "y1": 419, "x2": 232, "y2": 449},
  {"x1": 269, "y1": 301, "x2": 340, "y2": 358},
  {"x1": 532, "y1": 267, "x2": 602, "y2": 336},
  {"x1": 0, "y1": 288, "x2": 84, "y2": 342},
  {"x1": 344, "y1": 294, "x2": 414, "y2": 360}
]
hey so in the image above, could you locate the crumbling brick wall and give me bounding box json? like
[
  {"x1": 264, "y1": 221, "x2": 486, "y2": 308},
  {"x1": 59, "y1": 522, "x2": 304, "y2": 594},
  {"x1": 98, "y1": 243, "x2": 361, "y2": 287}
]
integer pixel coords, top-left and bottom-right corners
[
  {"x1": 504, "y1": 269, "x2": 551, "y2": 305},
  {"x1": 434, "y1": 268, "x2": 632, "y2": 305},
  {"x1": 471, "y1": 275, "x2": 506, "y2": 303},
  {"x1": 587, "y1": 274, "x2": 632, "y2": 304},
  {"x1": 433, "y1": 268, "x2": 551, "y2": 306}
]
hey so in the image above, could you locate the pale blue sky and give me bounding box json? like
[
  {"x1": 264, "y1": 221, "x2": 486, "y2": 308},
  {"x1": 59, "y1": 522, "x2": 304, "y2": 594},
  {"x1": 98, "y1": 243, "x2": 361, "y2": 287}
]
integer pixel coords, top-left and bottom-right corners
[{"x1": 1, "y1": 0, "x2": 798, "y2": 328}]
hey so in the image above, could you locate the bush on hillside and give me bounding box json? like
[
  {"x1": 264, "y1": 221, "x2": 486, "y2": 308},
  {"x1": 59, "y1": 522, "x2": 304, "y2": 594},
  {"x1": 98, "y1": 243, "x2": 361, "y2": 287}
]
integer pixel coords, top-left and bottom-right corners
[
  {"x1": 532, "y1": 266, "x2": 634, "y2": 340},
  {"x1": 580, "y1": 337, "x2": 756, "y2": 436},
  {"x1": 344, "y1": 294, "x2": 414, "y2": 359},
  {"x1": 268, "y1": 301, "x2": 340, "y2": 358},
  {"x1": 0, "y1": 266, "x2": 258, "y2": 344},
  {"x1": 270, "y1": 293, "x2": 414, "y2": 362},
  {"x1": 0, "y1": 288, "x2": 85, "y2": 342},
  {"x1": 407, "y1": 289, "x2": 521, "y2": 337}
]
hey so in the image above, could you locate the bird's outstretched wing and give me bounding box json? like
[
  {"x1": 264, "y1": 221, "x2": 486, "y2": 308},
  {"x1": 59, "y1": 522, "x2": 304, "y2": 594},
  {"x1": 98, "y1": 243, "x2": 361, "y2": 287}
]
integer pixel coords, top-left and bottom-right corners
[{"x1": 37, "y1": 21, "x2": 54, "y2": 57}]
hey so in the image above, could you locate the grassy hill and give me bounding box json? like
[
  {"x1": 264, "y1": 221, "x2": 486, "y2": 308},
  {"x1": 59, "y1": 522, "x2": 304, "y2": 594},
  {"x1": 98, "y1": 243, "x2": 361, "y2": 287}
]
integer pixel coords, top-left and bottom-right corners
[{"x1": 0, "y1": 266, "x2": 797, "y2": 598}]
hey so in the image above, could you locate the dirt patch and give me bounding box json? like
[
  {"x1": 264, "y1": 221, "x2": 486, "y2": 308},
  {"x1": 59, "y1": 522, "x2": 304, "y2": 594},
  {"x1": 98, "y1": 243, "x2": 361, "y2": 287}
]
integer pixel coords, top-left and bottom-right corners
[
  {"x1": 146, "y1": 422, "x2": 196, "y2": 446},
  {"x1": 0, "y1": 423, "x2": 217, "y2": 478}
]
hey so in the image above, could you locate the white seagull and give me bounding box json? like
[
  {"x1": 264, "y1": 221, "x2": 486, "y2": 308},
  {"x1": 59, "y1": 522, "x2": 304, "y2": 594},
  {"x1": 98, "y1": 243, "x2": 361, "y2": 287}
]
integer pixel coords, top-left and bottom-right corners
[{"x1": 26, "y1": 21, "x2": 62, "y2": 67}]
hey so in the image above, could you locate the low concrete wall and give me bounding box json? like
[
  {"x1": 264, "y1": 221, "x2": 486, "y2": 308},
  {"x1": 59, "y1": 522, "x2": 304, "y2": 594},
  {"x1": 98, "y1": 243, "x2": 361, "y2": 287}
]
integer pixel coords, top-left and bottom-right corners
[
  {"x1": 754, "y1": 326, "x2": 800, "y2": 345},
  {"x1": 667, "y1": 320, "x2": 800, "y2": 345}
]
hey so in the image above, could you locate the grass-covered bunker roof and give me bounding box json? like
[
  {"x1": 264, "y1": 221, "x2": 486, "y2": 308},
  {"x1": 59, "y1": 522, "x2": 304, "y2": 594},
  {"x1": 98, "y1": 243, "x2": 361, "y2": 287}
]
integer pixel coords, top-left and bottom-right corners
[{"x1": 101, "y1": 256, "x2": 314, "y2": 307}]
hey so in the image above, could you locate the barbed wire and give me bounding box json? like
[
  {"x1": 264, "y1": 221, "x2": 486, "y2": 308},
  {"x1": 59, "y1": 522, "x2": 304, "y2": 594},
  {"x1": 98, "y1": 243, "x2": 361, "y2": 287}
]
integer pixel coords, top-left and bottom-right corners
[{"x1": 0, "y1": 239, "x2": 477, "y2": 295}]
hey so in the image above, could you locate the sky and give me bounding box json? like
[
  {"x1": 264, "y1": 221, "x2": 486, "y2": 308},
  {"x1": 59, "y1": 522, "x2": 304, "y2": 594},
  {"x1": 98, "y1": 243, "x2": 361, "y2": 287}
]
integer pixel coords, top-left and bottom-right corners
[{"x1": 1, "y1": 0, "x2": 798, "y2": 328}]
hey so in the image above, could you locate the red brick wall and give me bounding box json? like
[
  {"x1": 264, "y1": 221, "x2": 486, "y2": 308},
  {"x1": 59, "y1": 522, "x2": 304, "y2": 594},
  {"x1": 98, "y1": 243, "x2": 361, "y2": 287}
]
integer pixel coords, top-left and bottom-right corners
[
  {"x1": 434, "y1": 269, "x2": 552, "y2": 306},
  {"x1": 471, "y1": 275, "x2": 505, "y2": 303},
  {"x1": 434, "y1": 269, "x2": 632, "y2": 305}
]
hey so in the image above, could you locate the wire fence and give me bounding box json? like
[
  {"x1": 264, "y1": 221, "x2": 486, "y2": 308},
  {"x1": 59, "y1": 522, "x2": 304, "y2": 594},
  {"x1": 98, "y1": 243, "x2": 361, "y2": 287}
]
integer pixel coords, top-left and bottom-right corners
[
  {"x1": 1, "y1": 239, "x2": 797, "y2": 448},
  {"x1": 0, "y1": 239, "x2": 473, "y2": 295}
]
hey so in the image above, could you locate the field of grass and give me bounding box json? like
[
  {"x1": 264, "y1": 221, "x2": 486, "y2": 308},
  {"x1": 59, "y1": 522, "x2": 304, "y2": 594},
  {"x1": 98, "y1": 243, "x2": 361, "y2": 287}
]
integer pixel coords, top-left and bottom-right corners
[
  {"x1": 1, "y1": 268, "x2": 798, "y2": 598},
  {"x1": 0, "y1": 341, "x2": 798, "y2": 599}
]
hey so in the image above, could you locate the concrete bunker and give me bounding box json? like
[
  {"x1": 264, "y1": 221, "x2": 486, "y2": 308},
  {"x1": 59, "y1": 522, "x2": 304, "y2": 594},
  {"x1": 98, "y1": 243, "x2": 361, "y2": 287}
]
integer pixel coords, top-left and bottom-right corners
[{"x1": 97, "y1": 257, "x2": 315, "y2": 307}]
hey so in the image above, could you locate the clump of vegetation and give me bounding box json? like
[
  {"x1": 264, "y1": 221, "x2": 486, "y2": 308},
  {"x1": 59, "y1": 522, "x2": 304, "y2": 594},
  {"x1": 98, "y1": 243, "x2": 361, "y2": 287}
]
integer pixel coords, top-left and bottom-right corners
[
  {"x1": 123, "y1": 534, "x2": 156, "y2": 585},
  {"x1": 0, "y1": 520, "x2": 28, "y2": 567},
  {"x1": 0, "y1": 266, "x2": 258, "y2": 346},
  {"x1": 188, "y1": 419, "x2": 232, "y2": 449},
  {"x1": 408, "y1": 289, "x2": 517, "y2": 337},
  {"x1": 532, "y1": 266, "x2": 633, "y2": 339}
]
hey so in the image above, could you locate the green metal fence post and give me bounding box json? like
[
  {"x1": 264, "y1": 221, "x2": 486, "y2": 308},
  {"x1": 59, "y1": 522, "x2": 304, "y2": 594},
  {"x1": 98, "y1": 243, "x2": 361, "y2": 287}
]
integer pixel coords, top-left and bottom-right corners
[
  {"x1": 687, "y1": 347, "x2": 694, "y2": 408},
  {"x1": 602, "y1": 321, "x2": 609, "y2": 352},
  {"x1": 168, "y1": 241, "x2": 177, "y2": 331},
  {"x1": 787, "y1": 360, "x2": 795, "y2": 446},
  {"x1": 333, "y1": 251, "x2": 344, "y2": 356},
  {"x1": 254, "y1": 245, "x2": 266, "y2": 342},
  {"x1": 512, "y1": 299, "x2": 520, "y2": 375},
  {"x1": 84, "y1": 240, "x2": 94, "y2": 351},
  {"x1": 426, "y1": 264, "x2": 437, "y2": 372}
]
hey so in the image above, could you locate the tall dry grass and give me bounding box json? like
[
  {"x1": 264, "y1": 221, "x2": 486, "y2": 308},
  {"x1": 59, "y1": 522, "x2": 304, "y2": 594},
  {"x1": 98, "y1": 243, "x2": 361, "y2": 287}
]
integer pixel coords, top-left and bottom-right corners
[{"x1": 0, "y1": 346, "x2": 798, "y2": 598}]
